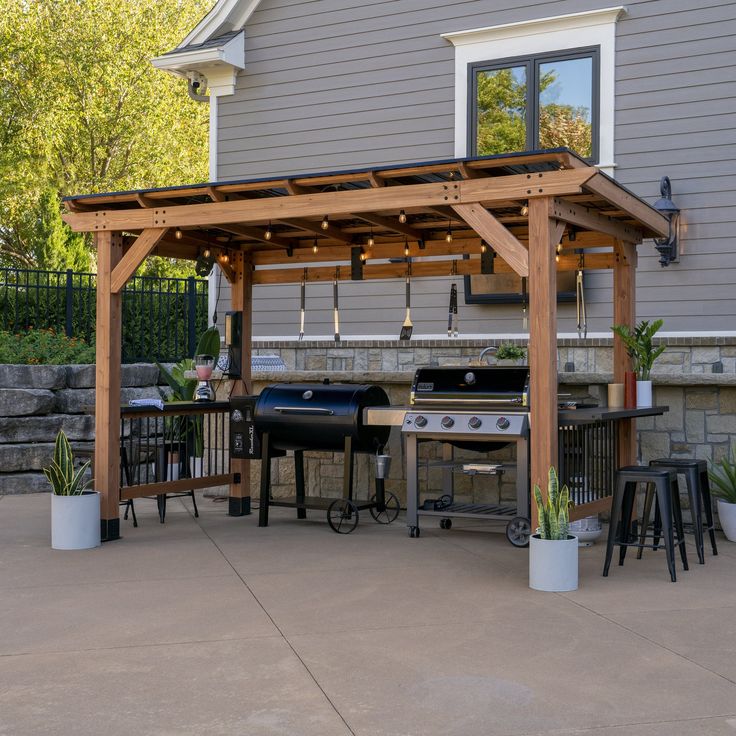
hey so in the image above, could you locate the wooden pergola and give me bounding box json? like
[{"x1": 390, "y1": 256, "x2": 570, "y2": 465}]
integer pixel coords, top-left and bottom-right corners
[{"x1": 62, "y1": 148, "x2": 669, "y2": 541}]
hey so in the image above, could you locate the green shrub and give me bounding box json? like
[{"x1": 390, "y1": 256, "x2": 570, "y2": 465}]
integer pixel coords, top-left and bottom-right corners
[{"x1": 0, "y1": 329, "x2": 96, "y2": 364}]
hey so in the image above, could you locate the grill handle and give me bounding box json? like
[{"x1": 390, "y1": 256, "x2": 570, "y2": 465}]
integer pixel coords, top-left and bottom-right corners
[{"x1": 273, "y1": 406, "x2": 335, "y2": 416}]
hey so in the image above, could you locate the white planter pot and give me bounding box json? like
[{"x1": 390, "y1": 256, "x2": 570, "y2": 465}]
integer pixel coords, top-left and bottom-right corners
[
  {"x1": 51, "y1": 492, "x2": 101, "y2": 550},
  {"x1": 717, "y1": 500, "x2": 736, "y2": 542},
  {"x1": 190, "y1": 457, "x2": 203, "y2": 479},
  {"x1": 529, "y1": 534, "x2": 578, "y2": 592},
  {"x1": 167, "y1": 462, "x2": 180, "y2": 482},
  {"x1": 636, "y1": 380, "x2": 653, "y2": 408}
]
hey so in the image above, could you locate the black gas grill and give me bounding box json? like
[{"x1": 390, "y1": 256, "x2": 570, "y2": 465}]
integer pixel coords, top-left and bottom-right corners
[{"x1": 230, "y1": 382, "x2": 398, "y2": 533}]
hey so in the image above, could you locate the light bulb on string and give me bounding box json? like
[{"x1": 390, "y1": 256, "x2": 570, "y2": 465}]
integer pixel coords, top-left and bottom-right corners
[
  {"x1": 480, "y1": 242, "x2": 487, "y2": 254},
  {"x1": 367, "y1": 228, "x2": 375, "y2": 248},
  {"x1": 404, "y1": 239, "x2": 410, "y2": 257},
  {"x1": 203, "y1": 249, "x2": 211, "y2": 258},
  {"x1": 520, "y1": 204, "x2": 529, "y2": 217},
  {"x1": 264, "y1": 221, "x2": 273, "y2": 240},
  {"x1": 312, "y1": 236, "x2": 319, "y2": 254},
  {"x1": 321, "y1": 215, "x2": 329, "y2": 230},
  {"x1": 174, "y1": 229, "x2": 183, "y2": 240},
  {"x1": 398, "y1": 210, "x2": 407, "y2": 224},
  {"x1": 445, "y1": 219, "x2": 453, "y2": 244}
]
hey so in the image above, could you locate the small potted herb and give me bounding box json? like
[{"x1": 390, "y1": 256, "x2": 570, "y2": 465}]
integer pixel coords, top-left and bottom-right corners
[
  {"x1": 611, "y1": 319, "x2": 665, "y2": 408},
  {"x1": 45, "y1": 431, "x2": 100, "y2": 550},
  {"x1": 708, "y1": 454, "x2": 736, "y2": 542},
  {"x1": 495, "y1": 343, "x2": 527, "y2": 366},
  {"x1": 529, "y1": 467, "x2": 577, "y2": 591}
]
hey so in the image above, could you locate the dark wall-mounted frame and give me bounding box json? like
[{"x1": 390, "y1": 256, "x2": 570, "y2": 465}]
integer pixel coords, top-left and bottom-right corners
[{"x1": 468, "y1": 46, "x2": 601, "y2": 164}]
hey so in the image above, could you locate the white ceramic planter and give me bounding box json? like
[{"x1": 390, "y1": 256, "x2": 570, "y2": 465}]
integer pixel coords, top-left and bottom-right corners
[
  {"x1": 51, "y1": 492, "x2": 101, "y2": 550},
  {"x1": 636, "y1": 380, "x2": 653, "y2": 408},
  {"x1": 529, "y1": 534, "x2": 579, "y2": 591},
  {"x1": 190, "y1": 457, "x2": 203, "y2": 479},
  {"x1": 717, "y1": 500, "x2": 736, "y2": 542}
]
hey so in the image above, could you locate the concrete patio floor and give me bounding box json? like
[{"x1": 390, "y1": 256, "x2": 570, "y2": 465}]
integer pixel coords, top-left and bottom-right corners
[{"x1": 2, "y1": 493, "x2": 736, "y2": 736}]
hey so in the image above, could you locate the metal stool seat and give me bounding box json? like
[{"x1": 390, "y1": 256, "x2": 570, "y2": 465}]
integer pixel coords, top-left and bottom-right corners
[
  {"x1": 648, "y1": 458, "x2": 718, "y2": 563},
  {"x1": 603, "y1": 465, "x2": 688, "y2": 582}
]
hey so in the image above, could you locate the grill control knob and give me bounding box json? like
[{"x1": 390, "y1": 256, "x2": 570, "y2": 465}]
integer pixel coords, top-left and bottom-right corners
[
  {"x1": 468, "y1": 416, "x2": 482, "y2": 430},
  {"x1": 231, "y1": 410, "x2": 243, "y2": 423},
  {"x1": 496, "y1": 417, "x2": 511, "y2": 431},
  {"x1": 464, "y1": 372, "x2": 476, "y2": 385},
  {"x1": 441, "y1": 416, "x2": 455, "y2": 429},
  {"x1": 414, "y1": 415, "x2": 428, "y2": 428}
]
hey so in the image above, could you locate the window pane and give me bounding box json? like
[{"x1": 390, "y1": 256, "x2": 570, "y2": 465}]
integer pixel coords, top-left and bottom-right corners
[
  {"x1": 538, "y1": 57, "x2": 593, "y2": 157},
  {"x1": 475, "y1": 66, "x2": 527, "y2": 155}
]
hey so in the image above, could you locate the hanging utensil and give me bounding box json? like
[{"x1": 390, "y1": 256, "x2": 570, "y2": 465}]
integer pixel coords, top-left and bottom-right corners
[
  {"x1": 333, "y1": 266, "x2": 340, "y2": 342},
  {"x1": 521, "y1": 276, "x2": 528, "y2": 331},
  {"x1": 399, "y1": 258, "x2": 413, "y2": 340},
  {"x1": 298, "y1": 268, "x2": 306, "y2": 341},
  {"x1": 576, "y1": 253, "x2": 587, "y2": 339},
  {"x1": 448, "y1": 260, "x2": 459, "y2": 338}
]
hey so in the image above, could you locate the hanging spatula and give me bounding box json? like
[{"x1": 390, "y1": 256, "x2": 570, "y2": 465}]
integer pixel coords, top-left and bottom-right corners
[
  {"x1": 399, "y1": 260, "x2": 413, "y2": 340},
  {"x1": 298, "y1": 268, "x2": 306, "y2": 341}
]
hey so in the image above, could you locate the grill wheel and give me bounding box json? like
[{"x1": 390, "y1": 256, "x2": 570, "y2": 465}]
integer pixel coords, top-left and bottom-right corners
[{"x1": 327, "y1": 498, "x2": 359, "y2": 534}]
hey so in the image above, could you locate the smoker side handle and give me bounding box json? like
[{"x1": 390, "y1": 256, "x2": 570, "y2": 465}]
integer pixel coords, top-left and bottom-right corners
[{"x1": 273, "y1": 406, "x2": 335, "y2": 416}]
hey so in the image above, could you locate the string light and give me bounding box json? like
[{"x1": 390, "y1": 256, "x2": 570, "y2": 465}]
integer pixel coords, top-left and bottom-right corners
[
  {"x1": 360, "y1": 250, "x2": 367, "y2": 262},
  {"x1": 404, "y1": 238, "x2": 410, "y2": 257},
  {"x1": 367, "y1": 228, "x2": 375, "y2": 248},
  {"x1": 220, "y1": 252, "x2": 229, "y2": 263},
  {"x1": 312, "y1": 236, "x2": 319, "y2": 254},
  {"x1": 174, "y1": 229, "x2": 183, "y2": 240},
  {"x1": 480, "y1": 242, "x2": 487, "y2": 254},
  {"x1": 203, "y1": 249, "x2": 211, "y2": 258},
  {"x1": 520, "y1": 204, "x2": 529, "y2": 217},
  {"x1": 264, "y1": 221, "x2": 273, "y2": 240},
  {"x1": 398, "y1": 210, "x2": 407, "y2": 224},
  {"x1": 445, "y1": 219, "x2": 453, "y2": 244},
  {"x1": 321, "y1": 215, "x2": 329, "y2": 230}
]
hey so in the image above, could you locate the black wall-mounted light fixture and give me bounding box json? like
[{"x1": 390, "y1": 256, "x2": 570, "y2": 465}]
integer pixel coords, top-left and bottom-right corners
[{"x1": 652, "y1": 176, "x2": 680, "y2": 267}]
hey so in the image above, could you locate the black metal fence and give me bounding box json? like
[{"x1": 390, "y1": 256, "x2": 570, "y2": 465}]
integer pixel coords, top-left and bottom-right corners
[{"x1": 0, "y1": 267, "x2": 208, "y2": 363}]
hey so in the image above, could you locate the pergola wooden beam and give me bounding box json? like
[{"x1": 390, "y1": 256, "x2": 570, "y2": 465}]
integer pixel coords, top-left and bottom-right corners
[
  {"x1": 62, "y1": 169, "x2": 595, "y2": 233},
  {"x1": 550, "y1": 198, "x2": 643, "y2": 244},
  {"x1": 110, "y1": 227, "x2": 167, "y2": 293},
  {"x1": 452, "y1": 203, "x2": 529, "y2": 277}
]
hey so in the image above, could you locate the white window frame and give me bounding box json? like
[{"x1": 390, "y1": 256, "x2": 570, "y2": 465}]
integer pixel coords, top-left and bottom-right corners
[{"x1": 441, "y1": 6, "x2": 626, "y2": 176}]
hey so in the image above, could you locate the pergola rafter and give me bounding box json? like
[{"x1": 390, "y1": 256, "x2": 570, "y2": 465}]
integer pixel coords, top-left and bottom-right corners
[{"x1": 61, "y1": 149, "x2": 670, "y2": 541}]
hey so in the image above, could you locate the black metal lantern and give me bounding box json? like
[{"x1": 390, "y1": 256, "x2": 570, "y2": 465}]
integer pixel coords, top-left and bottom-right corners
[{"x1": 652, "y1": 176, "x2": 680, "y2": 267}]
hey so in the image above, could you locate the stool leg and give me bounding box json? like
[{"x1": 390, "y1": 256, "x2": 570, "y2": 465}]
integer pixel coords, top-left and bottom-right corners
[
  {"x1": 604, "y1": 477, "x2": 627, "y2": 576},
  {"x1": 700, "y1": 470, "x2": 718, "y2": 555},
  {"x1": 671, "y1": 477, "x2": 689, "y2": 572},
  {"x1": 653, "y1": 502, "x2": 662, "y2": 551},
  {"x1": 189, "y1": 490, "x2": 199, "y2": 518},
  {"x1": 129, "y1": 499, "x2": 138, "y2": 528},
  {"x1": 684, "y1": 468, "x2": 704, "y2": 564},
  {"x1": 619, "y1": 482, "x2": 636, "y2": 566},
  {"x1": 655, "y1": 479, "x2": 677, "y2": 582},
  {"x1": 637, "y1": 485, "x2": 655, "y2": 560}
]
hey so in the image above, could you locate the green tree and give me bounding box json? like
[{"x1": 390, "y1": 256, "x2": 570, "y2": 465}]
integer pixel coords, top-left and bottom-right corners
[{"x1": 0, "y1": 0, "x2": 213, "y2": 272}]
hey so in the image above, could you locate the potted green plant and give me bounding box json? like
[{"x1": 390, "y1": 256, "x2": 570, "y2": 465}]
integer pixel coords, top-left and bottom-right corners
[
  {"x1": 44, "y1": 430, "x2": 100, "y2": 550},
  {"x1": 611, "y1": 319, "x2": 665, "y2": 408},
  {"x1": 495, "y1": 343, "x2": 527, "y2": 366},
  {"x1": 529, "y1": 467, "x2": 577, "y2": 591},
  {"x1": 708, "y1": 454, "x2": 736, "y2": 542}
]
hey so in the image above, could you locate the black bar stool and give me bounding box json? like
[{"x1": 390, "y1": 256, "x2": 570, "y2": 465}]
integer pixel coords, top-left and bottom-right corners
[
  {"x1": 648, "y1": 458, "x2": 718, "y2": 563},
  {"x1": 603, "y1": 466, "x2": 688, "y2": 582}
]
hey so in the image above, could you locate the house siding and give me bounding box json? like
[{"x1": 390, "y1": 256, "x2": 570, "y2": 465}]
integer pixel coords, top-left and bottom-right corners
[{"x1": 214, "y1": 0, "x2": 736, "y2": 338}]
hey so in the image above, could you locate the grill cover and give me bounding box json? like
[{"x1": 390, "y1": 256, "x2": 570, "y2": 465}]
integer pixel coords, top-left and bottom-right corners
[
  {"x1": 411, "y1": 367, "x2": 530, "y2": 408},
  {"x1": 255, "y1": 383, "x2": 390, "y2": 452}
]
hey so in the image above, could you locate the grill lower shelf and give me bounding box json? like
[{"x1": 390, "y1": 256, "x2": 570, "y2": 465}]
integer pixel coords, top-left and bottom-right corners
[
  {"x1": 268, "y1": 496, "x2": 384, "y2": 512},
  {"x1": 418, "y1": 502, "x2": 519, "y2": 519}
]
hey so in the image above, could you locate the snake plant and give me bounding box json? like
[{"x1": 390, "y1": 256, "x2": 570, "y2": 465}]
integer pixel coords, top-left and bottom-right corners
[
  {"x1": 43, "y1": 430, "x2": 92, "y2": 496},
  {"x1": 533, "y1": 467, "x2": 573, "y2": 540},
  {"x1": 708, "y1": 454, "x2": 736, "y2": 504}
]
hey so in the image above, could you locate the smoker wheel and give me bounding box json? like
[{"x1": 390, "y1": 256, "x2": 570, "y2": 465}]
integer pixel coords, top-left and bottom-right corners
[
  {"x1": 327, "y1": 499, "x2": 359, "y2": 534},
  {"x1": 408, "y1": 526, "x2": 421, "y2": 538},
  {"x1": 439, "y1": 518, "x2": 452, "y2": 530},
  {"x1": 369, "y1": 492, "x2": 400, "y2": 524},
  {"x1": 506, "y1": 517, "x2": 532, "y2": 547}
]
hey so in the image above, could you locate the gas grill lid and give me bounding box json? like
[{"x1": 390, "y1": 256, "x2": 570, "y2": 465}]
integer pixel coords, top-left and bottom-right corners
[{"x1": 410, "y1": 366, "x2": 530, "y2": 407}]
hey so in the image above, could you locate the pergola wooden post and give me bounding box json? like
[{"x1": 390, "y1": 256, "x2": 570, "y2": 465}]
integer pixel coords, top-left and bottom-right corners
[
  {"x1": 62, "y1": 150, "x2": 671, "y2": 540},
  {"x1": 94, "y1": 231, "x2": 124, "y2": 541}
]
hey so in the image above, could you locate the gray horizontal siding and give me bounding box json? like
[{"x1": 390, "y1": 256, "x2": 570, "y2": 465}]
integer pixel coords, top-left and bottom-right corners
[{"x1": 211, "y1": 0, "x2": 736, "y2": 335}]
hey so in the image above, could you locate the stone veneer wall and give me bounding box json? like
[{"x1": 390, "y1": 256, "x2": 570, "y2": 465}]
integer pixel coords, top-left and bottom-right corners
[{"x1": 0, "y1": 364, "x2": 163, "y2": 494}]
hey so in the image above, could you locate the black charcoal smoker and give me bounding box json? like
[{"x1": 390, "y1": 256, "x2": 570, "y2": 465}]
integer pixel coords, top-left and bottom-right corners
[{"x1": 230, "y1": 382, "x2": 400, "y2": 533}]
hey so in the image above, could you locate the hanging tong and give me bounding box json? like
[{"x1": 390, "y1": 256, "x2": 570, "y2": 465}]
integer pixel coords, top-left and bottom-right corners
[
  {"x1": 576, "y1": 253, "x2": 587, "y2": 339},
  {"x1": 298, "y1": 268, "x2": 306, "y2": 341},
  {"x1": 448, "y1": 260, "x2": 459, "y2": 338},
  {"x1": 333, "y1": 266, "x2": 340, "y2": 342},
  {"x1": 399, "y1": 259, "x2": 413, "y2": 340},
  {"x1": 521, "y1": 276, "x2": 528, "y2": 331}
]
